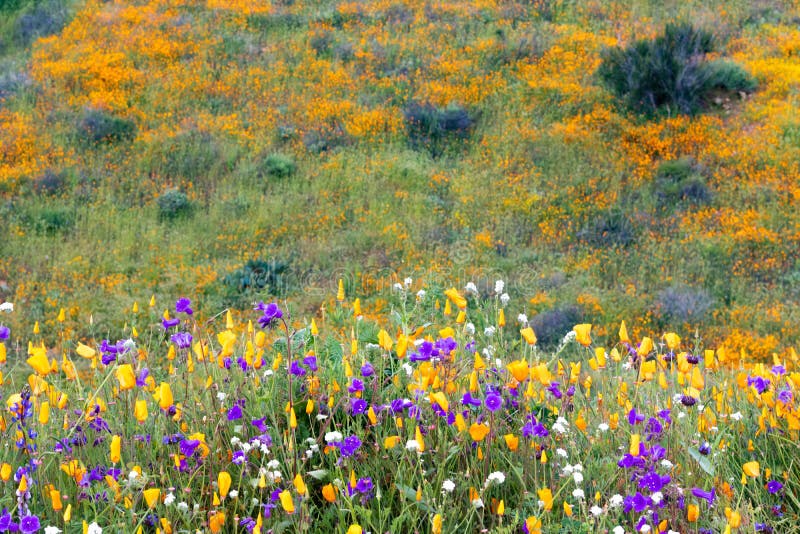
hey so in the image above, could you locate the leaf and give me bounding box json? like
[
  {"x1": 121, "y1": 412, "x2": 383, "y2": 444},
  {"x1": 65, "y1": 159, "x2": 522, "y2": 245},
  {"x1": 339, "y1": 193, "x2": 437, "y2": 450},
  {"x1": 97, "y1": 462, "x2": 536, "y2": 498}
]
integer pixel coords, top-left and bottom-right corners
[
  {"x1": 688, "y1": 447, "x2": 715, "y2": 476},
  {"x1": 307, "y1": 469, "x2": 329, "y2": 480},
  {"x1": 323, "y1": 336, "x2": 343, "y2": 362}
]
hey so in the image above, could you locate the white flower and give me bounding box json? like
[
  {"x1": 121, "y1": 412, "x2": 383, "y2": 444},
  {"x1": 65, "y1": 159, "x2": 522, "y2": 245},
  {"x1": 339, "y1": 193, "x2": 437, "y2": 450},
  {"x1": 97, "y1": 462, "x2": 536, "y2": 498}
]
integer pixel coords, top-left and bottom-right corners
[
  {"x1": 660, "y1": 459, "x2": 674, "y2": 469},
  {"x1": 393, "y1": 283, "x2": 404, "y2": 292},
  {"x1": 651, "y1": 491, "x2": 663, "y2": 504},
  {"x1": 164, "y1": 492, "x2": 176, "y2": 506},
  {"x1": 556, "y1": 448, "x2": 567, "y2": 458},
  {"x1": 589, "y1": 504, "x2": 603, "y2": 516},
  {"x1": 266, "y1": 459, "x2": 280, "y2": 469},
  {"x1": 402, "y1": 363, "x2": 413, "y2": 376},
  {"x1": 639, "y1": 525, "x2": 651, "y2": 533},
  {"x1": 0, "y1": 302, "x2": 13, "y2": 313},
  {"x1": 217, "y1": 392, "x2": 227, "y2": 402},
  {"x1": 465, "y1": 323, "x2": 475, "y2": 335},
  {"x1": 263, "y1": 369, "x2": 274, "y2": 377},
  {"x1": 87, "y1": 523, "x2": 103, "y2": 534},
  {"x1": 552, "y1": 421, "x2": 567, "y2": 434},
  {"x1": 482, "y1": 345, "x2": 495, "y2": 358},
  {"x1": 563, "y1": 464, "x2": 574, "y2": 474},
  {"x1": 128, "y1": 470, "x2": 139, "y2": 480},
  {"x1": 404, "y1": 277, "x2": 413, "y2": 288},
  {"x1": 495, "y1": 358, "x2": 503, "y2": 368},
  {"x1": 416, "y1": 289, "x2": 426, "y2": 299},
  {"x1": 572, "y1": 488, "x2": 585, "y2": 499},
  {"x1": 177, "y1": 501, "x2": 189, "y2": 512},
  {"x1": 324, "y1": 431, "x2": 342, "y2": 443},
  {"x1": 229, "y1": 490, "x2": 239, "y2": 499},
  {"x1": 677, "y1": 412, "x2": 687, "y2": 419},
  {"x1": 44, "y1": 528, "x2": 62, "y2": 534},
  {"x1": 598, "y1": 423, "x2": 610, "y2": 432},
  {"x1": 405, "y1": 439, "x2": 421, "y2": 452},
  {"x1": 315, "y1": 414, "x2": 328, "y2": 421},
  {"x1": 486, "y1": 471, "x2": 506, "y2": 485},
  {"x1": 573, "y1": 472, "x2": 584, "y2": 484},
  {"x1": 730, "y1": 411, "x2": 743, "y2": 421},
  {"x1": 465, "y1": 282, "x2": 478, "y2": 294},
  {"x1": 484, "y1": 326, "x2": 496, "y2": 337},
  {"x1": 500, "y1": 293, "x2": 510, "y2": 305},
  {"x1": 442, "y1": 480, "x2": 455, "y2": 493},
  {"x1": 573, "y1": 463, "x2": 583, "y2": 472},
  {"x1": 230, "y1": 436, "x2": 241, "y2": 446},
  {"x1": 613, "y1": 527, "x2": 625, "y2": 534},
  {"x1": 472, "y1": 497, "x2": 484, "y2": 508},
  {"x1": 609, "y1": 494, "x2": 624, "y2": 508},
  {"x1": 495, "y1": 280, "x2": 505, "y2": 293},
  {"x1": 517, "y1": 313, "x2": 528, "y2": 324}
]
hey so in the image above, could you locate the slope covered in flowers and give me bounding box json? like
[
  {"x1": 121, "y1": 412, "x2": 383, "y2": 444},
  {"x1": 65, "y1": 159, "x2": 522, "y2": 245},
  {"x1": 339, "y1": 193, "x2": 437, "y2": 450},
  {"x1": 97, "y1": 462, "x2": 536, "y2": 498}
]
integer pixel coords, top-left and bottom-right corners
[
  {"x1": 0, "y1": 0, "x2": 799, "y2": 356},
  {"x1": 0, "y1": 284, "x2": 798, "y2": 533}
]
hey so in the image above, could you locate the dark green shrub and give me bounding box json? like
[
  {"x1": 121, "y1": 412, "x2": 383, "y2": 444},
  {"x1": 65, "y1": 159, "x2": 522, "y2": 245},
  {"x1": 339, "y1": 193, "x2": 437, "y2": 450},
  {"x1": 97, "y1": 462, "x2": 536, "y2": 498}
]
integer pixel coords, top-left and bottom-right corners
[
  {"x1": 157, "y1": 189, "x2": 193, "y2": 221},
  {"x1": 27, "y1": 206, "x2": 74, "y2": 235},
  {"x1": 597, "y1": 23, "x2": 756, "y2": 115},
  {"x1": 302, "y1": 126, "x2": 350, "y2": 154},
  {"x1": 530, "y1": 305, "x2": 582, "y2": 350},
  {"x1": 403, "y1": 101, "x2": 477, "y2": 157},
  {"x1": 653, "y1": 157, "x2": 712, "y2": 209},
  {"x1": 260, "y1": 153, "x2": 296, "y2": 179},
  {"x1": 580, "y1": 209, "x2": 636, "y2": 248},
  {"x1": 13, "y1": 0, "x2": 68, "y2": 47},
  {"x1": 32, "y1": 168, "x2": 68, "y2": 196},
  {"x1": 223, "y1": 258, "x2": 290, "y2": 296},
  {"x1": 654, "y1": 284, "x2": 714, "y2": 325},
  {"x1": 77, "y1": 109, "x2": 136, "y2": 144}
]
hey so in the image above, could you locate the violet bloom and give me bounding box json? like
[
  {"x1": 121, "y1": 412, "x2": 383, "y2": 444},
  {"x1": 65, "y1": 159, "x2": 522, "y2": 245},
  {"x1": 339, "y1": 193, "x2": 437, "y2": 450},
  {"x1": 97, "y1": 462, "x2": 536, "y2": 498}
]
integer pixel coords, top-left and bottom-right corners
[
  {"x1": 340, "y1": 435, "x2": 362, "y2": 457},
  {"x1": 0, "y1": 325, "x2": 9, "y2": 340},
  {"x1": 289, "y1": 361, "x2": 306, "y2": 376},
  {"x1": 19, "y1": 515, "x2": 39, "y2": 534},
  {"x1": 628, "y1": 408, "x2": 645, "y2": 426},
  {"x1": 170, "y1": 332, "x2": 193, "y2": 349},
  {"x1": 461, "y1": 392, "x2": 482, "y2": 407},
  {"x1": 485, "y1": 394, "x2": 503, "y2": 412},
  {"x1": 699, "y1": 442, "x2": 711, "y2": 455},
  {"x1": 546, "y1": 382, "x2": 562, "y2": 399},
  {"x1": 351, "y1": 398, "x2": 368, "y2": 414},
  {"x1": 162, "y1": 317, "x2": 180, "y2": 330},
  {"x1": 747, "y1": 375, "x2": 771, "y2": 395},
  {"x1": 175, "y1": 298, "x2": 193, "y2": 315},
  {"x1": 435, "y1": 337, "x2": 457, "y2": 354},
  {"x1": 777, "y1": 389, "x2": 793, "y2": 404},
  {"x1": 348, "y1": 379, "x2": 364, "y2": 393},
  {"x1": 179, "y1": 439, "x2": 201, "y2": 456},
  {"x1": 691, "y1": 487, "x2": 716, "y2": 507},
  {"x1": 251, "y1": 417, "x2": 268, "y2": 432},
  {"x1": 136, "y1": 368, "x2": 150, "y2": 387},
  {"x1": 360, "y1": 362, "x2": 374, "y2": 377},
  {"x1": 227, "y1": 404, "x2": 243, "y2": 421},
  {"x1": 255, "y1": 302, "x2": 283, "y2": 328},
  {"x1": 303, "y1": 355, "x2": 318, "y2": 372},
  {"x1": 767, "y1": 480, "x2": 784, "y2": 494}
]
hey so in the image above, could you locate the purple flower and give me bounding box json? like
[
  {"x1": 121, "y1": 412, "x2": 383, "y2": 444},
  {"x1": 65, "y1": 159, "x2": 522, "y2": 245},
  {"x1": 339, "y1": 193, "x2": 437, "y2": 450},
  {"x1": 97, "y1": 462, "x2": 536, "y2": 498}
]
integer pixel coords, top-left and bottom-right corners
[
  {"x1": 19, "y1": 514, "x2": 40, "y2": 534},
  {"x1": 136, "y1": 368, "x2": 150, "y2": 387},
  {"x1": 691, "y1": 487, "x2": 716, "y2": 507},
  {"x1": 680, "y1": 395, "x2": 697, "y2": 406},
  {"x1": 767, "y1": 480, "x2": 784, "y2": 494},
  {"x1": 179, "y1": 439, "x2": 201, "y2": 456},
  {"x1": 170, "y1": 332, "x2": 193, "y2": 349},
  {"x1": 360, "y1": 362, "x2": 374, "y2": 377},
  {"x1": 255, "y1": 302, "x2": 283, "y2": 328},
  {"x1": 232, "y1": 450, "x2": 246, "y2": 465},
  {"x1": 747, "y1": 375, "x2": 771, "y2": 395},
  {"x1": 251, "y1": 417, "x2": 268, "y2": 432},
  {"x1": 434, "y1": 337, "x2": 457, "y2": 354},
  {"x1": 485, "y1": 394, "x2": 503, "y2": 412},
  {"x1": 546, "y1": 382, "x2": 562, "y2": 399},
  {"x1": 777, "y1": 389, "x2": 793, "y2": 404},
  {"x1": 390, "y1": 398, "x2": 410, "y2": 413},
  {"x1": 699, "y1": 442, "x2": 711, "y2": 455},
  {"x1": 628, "y1": 408, "x2": 645, "y2": 426},
  {"x1": 303, "y1": 355, "x2": 318, "y2": 372},
  {"x1": 623, "y1": 492, "x2": 650, "y2": 513},
  {"x1": 461, "y1": 392, "x2": 482, "y2": 407},
  {"x1": 351, "y1": 398, "x2": 368, "y2": 414},
  {"x1": 639, "y1": 471, "x2": 670, "y2": 492},
  {"x1": 0, "y1": 325, "x2": 9, "y2": 340},
  {"x1": 340, "y1": 435, "x2": 362, "y2": 457},
  {"x1": 289, "y1": 361, "x2": 306, "y2": 376},
  {"x1": 772, "y1": 365, "x2": 786, "y2": 376},
  {"x1": 618, "y1": 454, "x2": 645, "y2": 469},
  {"x1": 348, "y1": 379, "x2": 364, "y2": 393},
  {"x1": 162, "y1": 317, "x2": 180, "y2": 330},
  {"x1": 227, "y1": 404, "x2": 243, "y2": 421},
  {"x1": 175, "y1": 297, "x2": 193, "y2": 315}
]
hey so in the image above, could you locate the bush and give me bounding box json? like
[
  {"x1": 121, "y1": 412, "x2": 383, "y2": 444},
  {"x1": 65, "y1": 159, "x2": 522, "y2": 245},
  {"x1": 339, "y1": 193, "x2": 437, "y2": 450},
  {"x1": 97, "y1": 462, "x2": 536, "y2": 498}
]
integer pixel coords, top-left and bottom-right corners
[
  {"x1": 653, "y1": 157, "x2": 712, "y2": 209},
  {"x1": 580, "y1": 209, "x2": 636, "y2": 248},
  {"x1": 260, "y1": 153, "x2": 296, "y2": 179},
  {"x1": 597, "y1": 23, "x2": 756, "y2": 115},
  {"x1": 403, "y1": 101, "x2": 477, "y2": 157},
  {"x1": 13, "y1": 1, "x2": 68, "y2": 47},
  {"x1": 77, "y1": 109, "x2": 137, "y2": 145},
  {"x1": 157, "y1": 189, "x2": 193, "y2": 221},
  {"x1": 32, "y1": 169, "x2": 68, "y2": 196},
  {"x1": 654, "y1": 284, "x2": 714, "y2": 325},
  {"x1": 223, "y1": 258, "x2": 290, "y2": 296},
  {"x1": 530, "y1": 305, "x2": 582, "y2": 350},
  {"x1": 24, "y1": 206, "x2": 74, "y2": 235}
]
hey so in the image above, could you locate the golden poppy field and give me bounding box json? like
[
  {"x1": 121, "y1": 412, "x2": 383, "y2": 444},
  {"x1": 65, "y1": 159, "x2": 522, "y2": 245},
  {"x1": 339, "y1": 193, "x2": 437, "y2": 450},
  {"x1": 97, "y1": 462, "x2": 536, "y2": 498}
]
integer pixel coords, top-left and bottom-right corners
[{"x1": 0, "y1": 0, "x2": 799, "y2": 532}]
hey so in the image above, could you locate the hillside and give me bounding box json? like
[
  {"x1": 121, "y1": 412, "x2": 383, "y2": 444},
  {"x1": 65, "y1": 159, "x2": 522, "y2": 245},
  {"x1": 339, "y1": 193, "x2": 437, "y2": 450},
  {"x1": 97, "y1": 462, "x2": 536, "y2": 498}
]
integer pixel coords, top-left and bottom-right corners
[{"x1": 1, "y1": 0, "x2": 799, "y2": 356}]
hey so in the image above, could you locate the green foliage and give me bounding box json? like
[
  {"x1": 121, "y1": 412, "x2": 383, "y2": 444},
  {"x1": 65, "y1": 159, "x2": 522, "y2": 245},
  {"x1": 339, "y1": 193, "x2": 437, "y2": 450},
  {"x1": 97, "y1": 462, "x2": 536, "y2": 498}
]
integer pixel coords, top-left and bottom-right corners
[
  {"x1": 156, "y1": 189, "x2": 193, "y2": 221},
  {"x1": 403, "y1": 101, "x2": 477, "y2": 157},
  {"x1": 222, "y1": 258, "x2": 290, "y2": 297},
  {"x1": 652, "y1": 157, "x2": 712, "y2": 210},
  {"x1": 597, "y1": 23, "x2": 756, "y2": 115},
  {"x1": 76, "y1": 109, "x2": 137, "y2": 145},
  {"x1": 580, "y1": 209, "x2": 636, "y2": 248},
  {"x1": 260, "y1": 153, "x2": 297, "y2": 179}
]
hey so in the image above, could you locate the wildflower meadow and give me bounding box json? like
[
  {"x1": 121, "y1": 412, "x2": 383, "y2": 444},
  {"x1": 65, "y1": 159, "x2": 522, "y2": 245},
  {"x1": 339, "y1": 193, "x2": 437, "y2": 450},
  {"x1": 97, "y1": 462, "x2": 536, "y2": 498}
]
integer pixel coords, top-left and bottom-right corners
[{"x1": 1, "y1": 0, "x2": 800, "y2": 532}]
